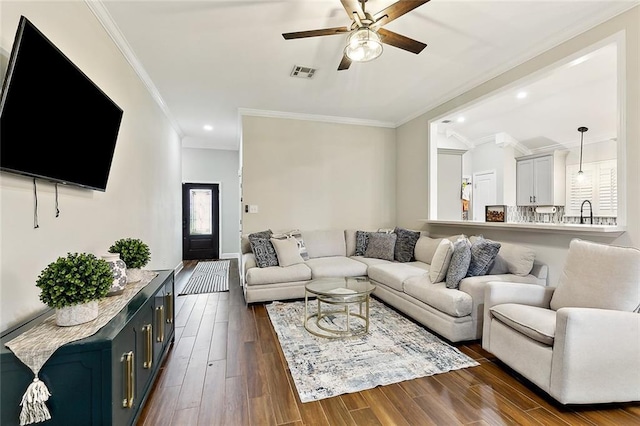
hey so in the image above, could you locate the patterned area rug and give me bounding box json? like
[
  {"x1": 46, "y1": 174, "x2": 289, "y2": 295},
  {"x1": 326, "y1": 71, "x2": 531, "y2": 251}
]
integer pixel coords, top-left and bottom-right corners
[
  {"x1": 179, "y1": 260, "x2": 230, "y2": 295},
  {"x1": 266, "y1": 298, "x2": 479, "y2": 403}
]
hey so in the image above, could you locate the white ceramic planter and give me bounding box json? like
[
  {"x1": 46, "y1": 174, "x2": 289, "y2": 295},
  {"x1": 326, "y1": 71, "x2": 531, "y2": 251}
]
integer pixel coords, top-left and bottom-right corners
[
  {"x1": 102, "y1": 253, "x2": 127, "y2": 296},
  {"x1": 56, "y1": 300, "x2": 99, "y2": 327},
  {"x1": 126, "y1": 268, "x2": 144, "y2": 283}
]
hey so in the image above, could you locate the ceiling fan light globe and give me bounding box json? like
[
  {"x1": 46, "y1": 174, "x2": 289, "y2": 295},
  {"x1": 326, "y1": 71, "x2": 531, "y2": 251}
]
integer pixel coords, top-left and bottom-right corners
[
  {"x1": 345, "y1": 45, "x2": 365, "y2": 61},
  {"x1": 345, "y1": 28, "x2": 383, "y2": 62}
]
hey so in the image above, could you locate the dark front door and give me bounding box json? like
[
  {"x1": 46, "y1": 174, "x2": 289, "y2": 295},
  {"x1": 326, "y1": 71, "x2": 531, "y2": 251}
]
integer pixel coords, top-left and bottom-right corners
[{"x1": 182, "y1": 183, "x2": 219, "y2": 260}]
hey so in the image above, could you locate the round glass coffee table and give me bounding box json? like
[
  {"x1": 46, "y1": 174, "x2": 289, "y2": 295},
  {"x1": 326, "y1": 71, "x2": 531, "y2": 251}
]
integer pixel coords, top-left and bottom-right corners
[{"x1": 304, "y1": 277, "x2": 376, "y2": 338}]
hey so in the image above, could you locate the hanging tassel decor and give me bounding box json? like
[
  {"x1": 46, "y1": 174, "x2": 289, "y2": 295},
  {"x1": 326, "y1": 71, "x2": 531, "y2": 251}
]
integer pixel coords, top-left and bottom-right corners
[{"x1": 19, "y1": 376, "x2": 51, "y2": 425}]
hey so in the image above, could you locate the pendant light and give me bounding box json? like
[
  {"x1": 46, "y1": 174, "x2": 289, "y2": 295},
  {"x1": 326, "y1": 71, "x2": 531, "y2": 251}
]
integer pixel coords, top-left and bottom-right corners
[{"x1": 576, "y1": 126, "x2": 588, "y2": 182}]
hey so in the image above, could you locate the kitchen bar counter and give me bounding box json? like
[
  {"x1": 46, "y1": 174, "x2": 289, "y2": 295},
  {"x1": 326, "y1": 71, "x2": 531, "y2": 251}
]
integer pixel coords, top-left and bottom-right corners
[{"x1": 422, "y1": 220, "x2": 625, "y2": 236}]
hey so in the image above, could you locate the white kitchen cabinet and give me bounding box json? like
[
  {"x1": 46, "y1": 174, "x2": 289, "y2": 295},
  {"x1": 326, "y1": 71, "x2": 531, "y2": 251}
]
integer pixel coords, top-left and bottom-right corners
[{"x1": 516, "y1": 151, "x2": 567, "y2": 206}]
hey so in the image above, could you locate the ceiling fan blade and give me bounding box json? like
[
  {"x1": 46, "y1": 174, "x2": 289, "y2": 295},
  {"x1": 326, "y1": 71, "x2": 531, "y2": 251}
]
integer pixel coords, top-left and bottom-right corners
[
  {"x1": 372, "y1": 0, "x2": 431, "y2": 28},
  {"x1": 377, "y1": 28, "x2": 427, "y2": 54},
  {"x1": 340, "y1": 0, "x2": 365, "y2": 21},
  {"x1": 282, "y1": 26, "x2": 351, "y2": 40},
  {"x1": 338, "y1": 54, "x2": 352, "y2": 71}
]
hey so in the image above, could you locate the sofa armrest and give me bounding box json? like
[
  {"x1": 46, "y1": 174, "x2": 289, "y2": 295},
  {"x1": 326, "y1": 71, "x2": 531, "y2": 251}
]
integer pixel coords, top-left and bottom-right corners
[
  {"x1": 550, "y1": 308, "x2": 640, "y2": 404},
  {"x1": 242, "y1": 253, "x2": 257, "y2": 285},
  {"x1": 530, "y1": 260, "x2": 548, "y2": 285},
  {"x1": 482, "y1": 282, "x2": 556, "y2": 347}
]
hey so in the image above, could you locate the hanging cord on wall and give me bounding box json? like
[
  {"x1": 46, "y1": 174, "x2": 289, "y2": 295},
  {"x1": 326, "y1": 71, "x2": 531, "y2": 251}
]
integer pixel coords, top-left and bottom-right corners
[
  {"x1": 54, "y1": 183, "x2": 60, "y2": 217},
  {"x1": 33, "y1": 178, "x2": 39, "y2": 229}
]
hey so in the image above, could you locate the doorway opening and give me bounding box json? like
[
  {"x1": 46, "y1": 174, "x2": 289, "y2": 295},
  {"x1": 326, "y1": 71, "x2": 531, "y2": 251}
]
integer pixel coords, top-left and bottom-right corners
[{"x1": 472, "y1": 170, "x2": 497, "y2": 222}]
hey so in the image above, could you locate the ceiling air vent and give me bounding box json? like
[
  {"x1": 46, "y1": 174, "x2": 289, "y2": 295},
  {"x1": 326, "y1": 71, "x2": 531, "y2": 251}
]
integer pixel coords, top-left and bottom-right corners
[{"x1": 290, "y1": 65, "x2": 316, "y2": 79}]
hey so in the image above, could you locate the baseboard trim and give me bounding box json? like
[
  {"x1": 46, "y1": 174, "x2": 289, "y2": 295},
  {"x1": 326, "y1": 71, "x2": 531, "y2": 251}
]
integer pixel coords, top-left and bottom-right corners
[
  {"x1": 173, "y1": 261, "x2": 184, "y2": 277},
  {"x1": 220, "y1": 252, "x2": 240, "y2": 260},
  {"x1": 221, "y1": 253, "x2": 241, "y2": 284}
]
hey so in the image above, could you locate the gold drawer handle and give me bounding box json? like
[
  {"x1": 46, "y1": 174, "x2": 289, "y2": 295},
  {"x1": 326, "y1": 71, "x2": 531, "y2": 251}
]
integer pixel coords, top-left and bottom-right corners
[
  {"x1": 156, "y1": 306, "x2": 164, "y2": 343},
  {"x1": 143, "y1": 324, "x2": 153, "y2": 369},
  {"x1": 165, "y1": 292, "x2": 173, "y2": 324},
  {"x1": 121, "y1": 351, "x2": 134, "y2": 408}
]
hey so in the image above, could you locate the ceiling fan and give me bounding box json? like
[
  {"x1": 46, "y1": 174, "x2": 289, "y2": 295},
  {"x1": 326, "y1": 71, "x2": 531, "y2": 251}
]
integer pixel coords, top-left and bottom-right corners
[{"x1": 282, "y1": 0, "x2": 430, "y2": 71}]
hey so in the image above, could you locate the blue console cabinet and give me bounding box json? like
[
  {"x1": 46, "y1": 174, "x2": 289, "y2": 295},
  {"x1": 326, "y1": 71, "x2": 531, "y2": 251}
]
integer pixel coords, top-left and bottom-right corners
[{"x1": 0, "y1": 270, "x2": 175, "y2": 426}]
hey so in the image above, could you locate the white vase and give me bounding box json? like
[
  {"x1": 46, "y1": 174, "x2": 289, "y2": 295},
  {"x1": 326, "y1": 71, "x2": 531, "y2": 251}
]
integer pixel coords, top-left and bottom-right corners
[
  {"x1": 102, "y1": 253, "x2": 127, "y2": 296},
  {"x1": 56, "y1": 300, "x2": 99, "y2": 327},
  {"x1": 126, "y1": 268, "x2": 144, "y2": 283}
]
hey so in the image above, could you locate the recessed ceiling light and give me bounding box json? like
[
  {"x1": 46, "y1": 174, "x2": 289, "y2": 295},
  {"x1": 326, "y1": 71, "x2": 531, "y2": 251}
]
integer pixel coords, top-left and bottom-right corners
[
  {"x1": 203, "y1": 125, "x2": 213, "y2": 131},
  {"x1": 517, "y1": 91, "x2": 528, "y2": 99},
  {"x1": 457, "y1": 117, "x2": 465, "y2": 123}
]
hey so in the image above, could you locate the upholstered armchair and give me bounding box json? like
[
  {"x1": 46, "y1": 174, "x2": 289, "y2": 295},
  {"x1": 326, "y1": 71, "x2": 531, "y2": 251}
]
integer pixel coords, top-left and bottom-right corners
[{"x1": 482, "y1": 238, "x2": 640, "y2": 405}]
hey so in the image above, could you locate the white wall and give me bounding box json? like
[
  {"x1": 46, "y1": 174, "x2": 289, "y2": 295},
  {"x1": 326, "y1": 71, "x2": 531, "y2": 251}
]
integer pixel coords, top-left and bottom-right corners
[
  {"x1": 502, "y1": 145, "x2": 517, "y2": 206},
  {"x1": 396, "y1": 7, "x2": 639, "y2": 286},
  {"x1": 0, "y1": 2, "x2": 183, "y2": 330},
  {"x1": 437, "y1": 152, "x2": 462, "y2": 220},
  {"x1": 242, "y1": 115, "x2": 396, "y2": 233},
  {"x1": 182, "y1": 148, "x2": 240, "y2": 256}
]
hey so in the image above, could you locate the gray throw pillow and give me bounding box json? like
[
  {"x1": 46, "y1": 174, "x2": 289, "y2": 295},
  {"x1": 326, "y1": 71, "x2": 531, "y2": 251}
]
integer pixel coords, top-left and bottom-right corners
[
  {"x1": 467, "y1": 237, "x2": 501, "y2": 277},
  {"x1": 364, "y1": 232, "x2": 397, "y2": 261},
  {"x1": 249, "y1": 229, "x2": 271, "y2": 241},
  {"x1": 355, "y1": 231, "x2": 388, "y2": 256},
  {"x1": 249, "y1": 230, "x2": 278, "y2": 268},
  {"x1": 394, "y1": 227, "x2": 421, "y2": 262},
  {"x1": 446, "y1": 238, "x2": 471, "y2": 289},
  {"x1": 355, "y1": 230, "x2": 369, "y2": 256}
]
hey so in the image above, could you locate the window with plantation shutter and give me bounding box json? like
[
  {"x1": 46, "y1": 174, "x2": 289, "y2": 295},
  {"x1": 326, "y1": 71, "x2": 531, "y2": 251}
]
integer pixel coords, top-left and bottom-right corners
[
  {"x1": 565, "y1": 160, "x2": 617, "y2": 217},
  {"x1": 598, "y1": 162, "x2": 617, "y2": 215}
]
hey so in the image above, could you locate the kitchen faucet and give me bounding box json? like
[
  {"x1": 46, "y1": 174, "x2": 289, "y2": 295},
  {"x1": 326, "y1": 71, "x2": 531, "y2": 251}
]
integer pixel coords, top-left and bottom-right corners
[{"x1": 580, "y1": 200, "x2": 593, "y2": 224}]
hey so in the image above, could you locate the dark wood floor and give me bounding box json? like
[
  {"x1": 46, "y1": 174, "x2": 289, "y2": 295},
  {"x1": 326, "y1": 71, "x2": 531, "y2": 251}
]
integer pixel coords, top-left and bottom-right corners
[{"x1": 137, "y1": 260, "x2": 639, "y2": 425}]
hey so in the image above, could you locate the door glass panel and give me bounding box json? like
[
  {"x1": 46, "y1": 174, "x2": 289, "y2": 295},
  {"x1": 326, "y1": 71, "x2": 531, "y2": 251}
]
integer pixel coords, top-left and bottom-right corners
[{"x1": 189, "y1": 189, "x2": 212, "y2": 235}]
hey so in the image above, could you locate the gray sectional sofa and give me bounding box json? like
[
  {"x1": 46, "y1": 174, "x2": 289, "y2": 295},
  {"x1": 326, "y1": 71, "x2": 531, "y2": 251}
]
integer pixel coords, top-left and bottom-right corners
[{"x1": 241, "y1": 229, "x2": 548, "y2": 342}]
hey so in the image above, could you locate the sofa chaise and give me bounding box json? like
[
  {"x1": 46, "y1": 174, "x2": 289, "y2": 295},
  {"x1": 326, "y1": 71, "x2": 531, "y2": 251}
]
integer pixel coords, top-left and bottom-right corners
[{"x1": 241, "y1": 229, "x2": 548, "y2": 342}]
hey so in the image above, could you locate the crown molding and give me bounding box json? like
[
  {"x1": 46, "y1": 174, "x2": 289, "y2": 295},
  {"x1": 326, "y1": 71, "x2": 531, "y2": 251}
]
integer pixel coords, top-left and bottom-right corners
[
  {"x1": 473, "y1": 135, "x2": 496, "y2": 146},
  {"x1": 473, "y1": 133, "x2": 532, "y2": 155},
  {"x1": 238, "y1": 108, "x2": 396, "y2": 129},
  {"x1": 445, "y1": 129, "x2": 474, "y2": 150},
  {"x1": 85, "y1": 0, "x2": 184, "y2": 138},
  {"x1": 495, "y1": 132, "x2": 531, "y2": 156}
]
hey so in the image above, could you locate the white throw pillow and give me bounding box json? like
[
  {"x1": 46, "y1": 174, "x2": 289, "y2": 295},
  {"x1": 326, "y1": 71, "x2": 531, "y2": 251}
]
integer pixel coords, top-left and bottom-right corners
[
  {"x1": 428, "y1": 239, "x2": 454, "y2": 283},
  {"x1": 270, "y1": 237, "x2": 304, "y2": 267},
  {"x1": 272, "y1": 229, "x2": 309, "y2": 260}
]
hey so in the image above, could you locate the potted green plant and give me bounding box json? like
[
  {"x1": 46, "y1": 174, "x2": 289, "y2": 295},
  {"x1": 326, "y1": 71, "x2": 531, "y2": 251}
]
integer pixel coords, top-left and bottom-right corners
[
  {"x1": 36, "y1": 252, "x2": 113, "y2": 326},
  {"x1": 108, "y1": 238, "x2": 151, "y2": 283}
]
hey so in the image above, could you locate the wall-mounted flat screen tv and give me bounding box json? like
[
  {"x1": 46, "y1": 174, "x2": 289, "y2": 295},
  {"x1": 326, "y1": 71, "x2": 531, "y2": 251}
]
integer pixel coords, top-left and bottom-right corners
[{"x1": 0, "y1": 16, "x2": 123, "y2": 192}]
